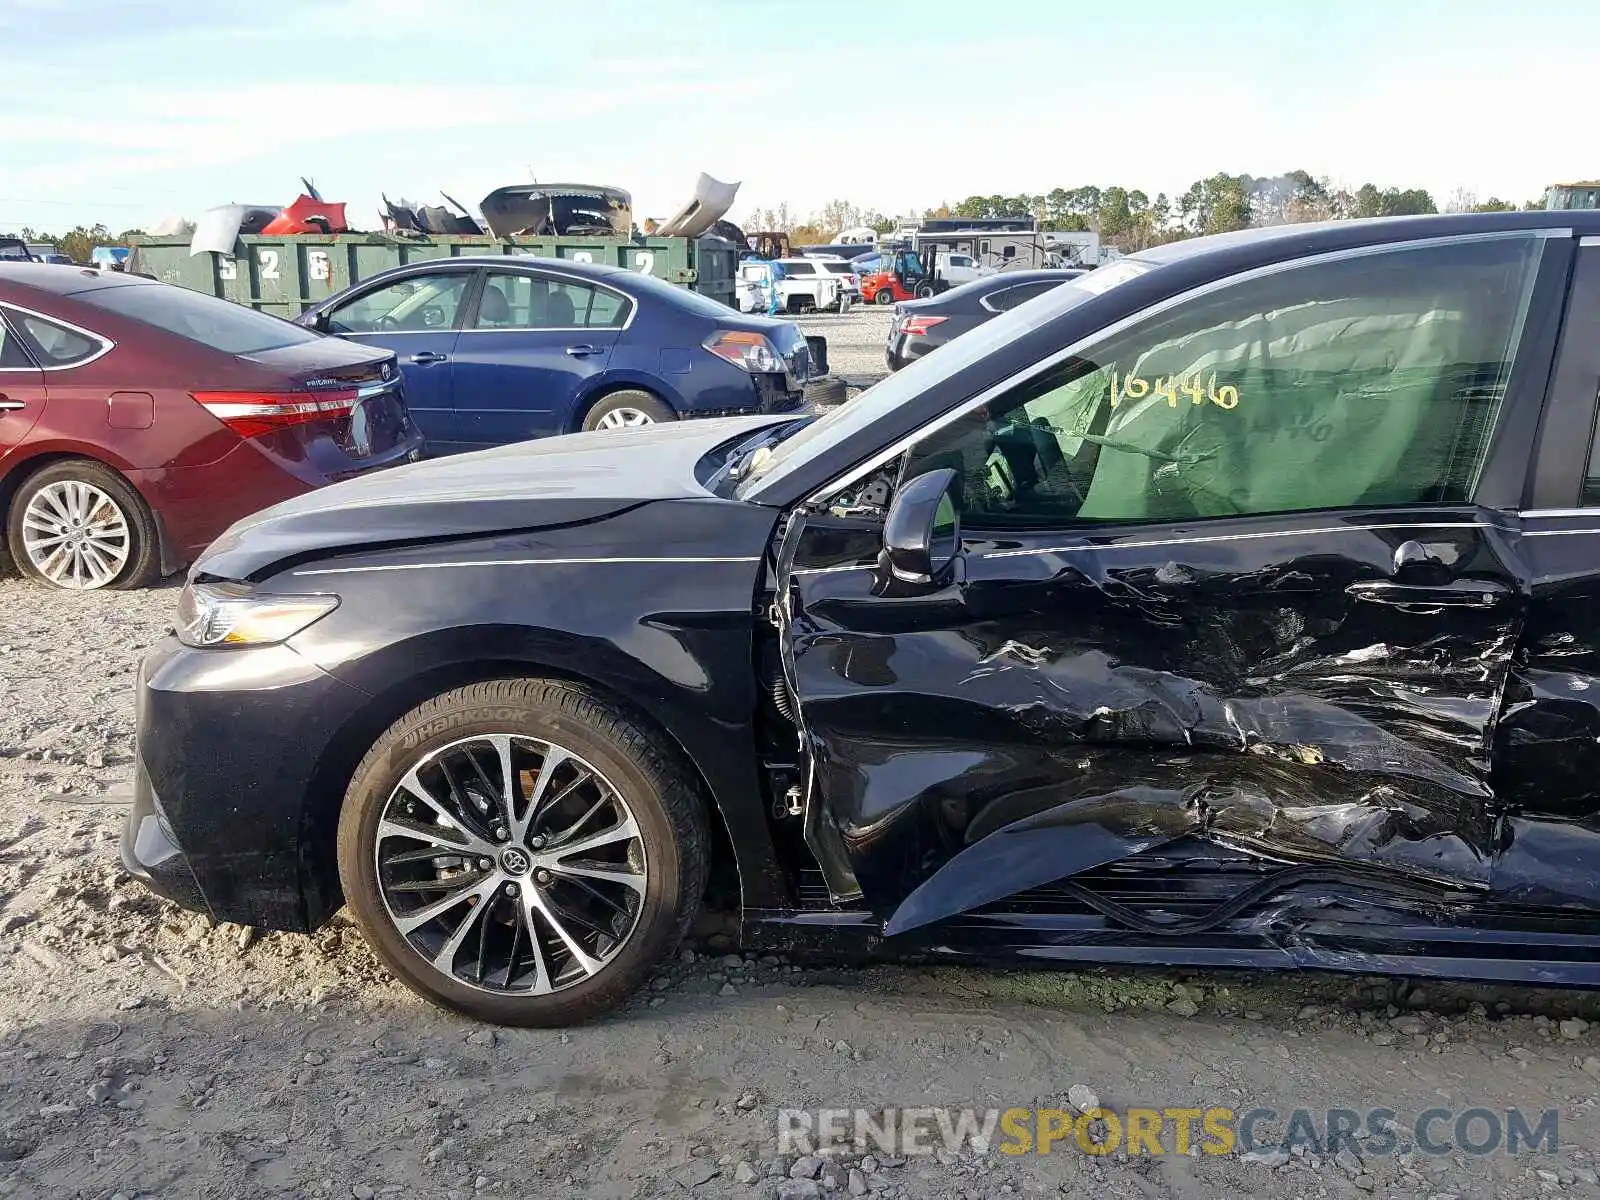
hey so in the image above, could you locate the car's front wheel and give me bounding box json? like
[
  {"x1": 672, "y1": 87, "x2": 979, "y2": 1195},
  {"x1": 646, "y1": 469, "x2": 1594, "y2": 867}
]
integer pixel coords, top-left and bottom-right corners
[
  {"x1": 337, "y1": 679, "x2": 708, "y2": 1026},
  {"x1": 581, "y1": 391, "x2": 675, "y2": 432}
]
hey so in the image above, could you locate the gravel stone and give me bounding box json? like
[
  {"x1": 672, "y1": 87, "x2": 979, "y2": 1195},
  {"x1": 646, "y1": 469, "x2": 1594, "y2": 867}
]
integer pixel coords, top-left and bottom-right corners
[{"x1": 1242, "y1": 1148, "x2": 1289, "y2": 1168}]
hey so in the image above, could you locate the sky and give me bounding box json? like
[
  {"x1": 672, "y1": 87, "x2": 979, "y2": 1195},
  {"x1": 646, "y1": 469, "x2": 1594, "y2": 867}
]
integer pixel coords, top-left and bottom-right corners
[{"x1": 2, "y1": 0, "x2": 1597, "y2": 235}]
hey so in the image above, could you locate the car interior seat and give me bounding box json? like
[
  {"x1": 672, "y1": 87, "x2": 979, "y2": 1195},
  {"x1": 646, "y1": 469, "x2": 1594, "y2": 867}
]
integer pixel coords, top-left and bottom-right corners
[
  {"x1": 545, "y1": 289, "x2": 577, "y2": 328},
  {"x1": 478, "y1": 284, "x2": 512, "y2": 327}
]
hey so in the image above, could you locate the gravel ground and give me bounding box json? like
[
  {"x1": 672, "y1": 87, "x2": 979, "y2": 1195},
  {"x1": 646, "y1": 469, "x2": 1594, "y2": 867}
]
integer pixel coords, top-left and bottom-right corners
[
  {"x1": 5, "y1": 436, "x2": 1600, "y2": 1197},
  {"x1": 794, "y1": 305, "x2": 894, "y2": 390}
]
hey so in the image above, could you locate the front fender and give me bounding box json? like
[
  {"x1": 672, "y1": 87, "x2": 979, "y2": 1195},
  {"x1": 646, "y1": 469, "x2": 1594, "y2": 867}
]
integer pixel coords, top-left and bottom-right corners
[{"x1": 280, "y1": 498, "x2": 792, "y2": 916}]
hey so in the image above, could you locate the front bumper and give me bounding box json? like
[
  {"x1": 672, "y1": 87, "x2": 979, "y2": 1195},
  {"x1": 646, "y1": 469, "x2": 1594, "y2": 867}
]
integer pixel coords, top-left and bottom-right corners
[
  {"x1": 123, "y1": 634, "x2": 372, "y2": 931},
  {"x1": 121, "y1": 758, "x2": 210, "y2": 917}
]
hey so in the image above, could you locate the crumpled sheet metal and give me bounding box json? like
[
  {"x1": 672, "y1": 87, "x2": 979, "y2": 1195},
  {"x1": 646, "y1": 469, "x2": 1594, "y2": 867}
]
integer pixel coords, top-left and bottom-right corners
[{"x1": 788, "y1": 524, "x2": 1525, "y2": 935}]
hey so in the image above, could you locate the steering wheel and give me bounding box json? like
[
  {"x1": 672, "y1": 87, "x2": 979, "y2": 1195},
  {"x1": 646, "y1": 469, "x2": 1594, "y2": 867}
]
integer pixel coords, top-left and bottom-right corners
[{"x1": 375, "y1": 313, "x2": 402, "y2": 332}]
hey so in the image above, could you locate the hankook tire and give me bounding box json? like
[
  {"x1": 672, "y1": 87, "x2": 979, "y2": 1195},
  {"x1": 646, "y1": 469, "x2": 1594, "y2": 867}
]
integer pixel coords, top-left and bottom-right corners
[
  {"x1": 581, "y1": 391, "x2": 675, "y2": 432},
  {"x1": 337, "y1": 679, "x2": 709, "y2": 1026},
  {"x1": 6, "y1": 459, "x2": 160, "y2": 591}
]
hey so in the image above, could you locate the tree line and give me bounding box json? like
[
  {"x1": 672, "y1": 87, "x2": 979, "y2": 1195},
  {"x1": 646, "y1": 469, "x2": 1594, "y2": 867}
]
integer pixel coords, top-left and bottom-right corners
[
  {"x1": 746, "y1": 171, "x2": 1542, "y2": 252},
  {"x1": 14, "y1": 224, "x2": 144, "y2": 263}
]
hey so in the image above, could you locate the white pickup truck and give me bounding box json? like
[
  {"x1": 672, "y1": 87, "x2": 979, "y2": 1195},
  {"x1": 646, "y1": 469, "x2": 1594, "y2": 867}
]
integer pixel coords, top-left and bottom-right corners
[
  {"x1": 773, "y1": 256, "x2": 859, "y2": 313},
  {"x1": 934, "y1": 251, "x2": 985, "y2": 285}
]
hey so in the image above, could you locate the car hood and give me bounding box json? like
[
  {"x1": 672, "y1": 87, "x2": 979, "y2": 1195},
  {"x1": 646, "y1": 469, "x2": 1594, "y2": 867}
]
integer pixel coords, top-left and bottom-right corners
[{"x1": 197, "y1": 414, "x2": 786, "y2": 581}]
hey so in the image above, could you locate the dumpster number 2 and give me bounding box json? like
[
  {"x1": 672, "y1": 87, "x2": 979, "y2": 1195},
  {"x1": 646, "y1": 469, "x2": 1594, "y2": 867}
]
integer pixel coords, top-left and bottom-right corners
[
  {"x1": 257, "y1": 250, "x2": 281, "y2": 281},
  {"x1": 633, "y1": 251, "x2": 655, "y2": 274}
]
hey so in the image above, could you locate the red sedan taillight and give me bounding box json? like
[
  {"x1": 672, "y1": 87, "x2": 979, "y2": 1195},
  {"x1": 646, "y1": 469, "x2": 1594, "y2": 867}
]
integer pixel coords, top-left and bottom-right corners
[
  {"x1": 899, "y1": 315, "x2": 947, "y2": 336},
  {"x1": 192, "y1": 389, "x2": 359, "y2": 439}
]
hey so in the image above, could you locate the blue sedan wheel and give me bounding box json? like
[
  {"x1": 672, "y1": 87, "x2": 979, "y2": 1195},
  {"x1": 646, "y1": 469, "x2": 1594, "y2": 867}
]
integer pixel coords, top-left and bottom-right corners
[{"x1": 582, "y1": 391, "x2": 676, "y2": 433}]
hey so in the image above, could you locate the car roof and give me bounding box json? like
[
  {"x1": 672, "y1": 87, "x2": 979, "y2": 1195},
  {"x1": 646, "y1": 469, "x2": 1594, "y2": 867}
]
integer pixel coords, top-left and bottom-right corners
[
  {"x1": 1127, "y1": 209, "x2": 1600, "y2": 268},
  {"x1": 909, "y1": 270, "x2": 1083, "y2": 308},
  {"x1": 0, "y1": 262, "x2": 157, "y2": 297},
  {"x1": 367, "y1": 255, "x2": 630, "y2": 280}
]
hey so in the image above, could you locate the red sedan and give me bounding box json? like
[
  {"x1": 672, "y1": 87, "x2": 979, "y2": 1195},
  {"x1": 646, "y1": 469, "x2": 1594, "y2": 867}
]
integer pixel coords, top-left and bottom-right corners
[{"x1": 0, "y1": 264, "x2": 422, "y2": 590}]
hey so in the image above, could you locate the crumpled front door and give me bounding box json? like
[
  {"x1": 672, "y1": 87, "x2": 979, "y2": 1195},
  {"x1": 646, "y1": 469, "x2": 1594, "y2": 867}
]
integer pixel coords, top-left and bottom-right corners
[{"x1": 779, "y1": 506, "x2": 1526, "y2": 935}]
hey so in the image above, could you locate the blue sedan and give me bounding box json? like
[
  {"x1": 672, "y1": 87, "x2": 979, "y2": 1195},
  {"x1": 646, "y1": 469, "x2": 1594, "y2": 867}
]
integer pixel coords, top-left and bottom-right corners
[{"x1": 296, "y1": 257, "x2": 816, "y2": 455}]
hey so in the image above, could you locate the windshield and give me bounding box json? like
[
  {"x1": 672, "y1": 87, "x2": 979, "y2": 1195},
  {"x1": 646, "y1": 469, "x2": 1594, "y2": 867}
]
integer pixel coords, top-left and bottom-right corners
[{"x1": 734, "y1": 257, "x2": 1155, "y2": 498}]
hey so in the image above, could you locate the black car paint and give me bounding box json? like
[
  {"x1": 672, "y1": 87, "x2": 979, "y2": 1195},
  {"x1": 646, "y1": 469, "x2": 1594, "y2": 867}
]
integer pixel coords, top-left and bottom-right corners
[
  {"x1": 885, "y1": 270, "x2": 1084, "y2": 371},
  {"x1": 128, "y1": 212, "x2": 1600, "y2": 987},
  {"x1": 135, "y1": 418, "x2": 793, "y2": 930}
]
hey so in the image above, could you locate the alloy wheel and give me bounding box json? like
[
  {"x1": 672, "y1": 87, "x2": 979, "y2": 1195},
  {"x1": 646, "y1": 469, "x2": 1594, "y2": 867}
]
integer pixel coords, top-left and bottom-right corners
[
  {"x1": 595, "y1": 407, "x2": 656, "y2": 430},
  {"x1": 20, "y1": 480, "x2": 131, "y2": 590},
  {"x1": 373, "y1": 734, "x2": 647, "y2": 995}
]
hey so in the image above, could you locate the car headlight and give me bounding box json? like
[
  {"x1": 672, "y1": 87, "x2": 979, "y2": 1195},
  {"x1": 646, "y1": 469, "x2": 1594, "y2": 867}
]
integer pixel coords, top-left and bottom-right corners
[{"x1": 176, "y1": 581, "x2": 339, "y2": 648}]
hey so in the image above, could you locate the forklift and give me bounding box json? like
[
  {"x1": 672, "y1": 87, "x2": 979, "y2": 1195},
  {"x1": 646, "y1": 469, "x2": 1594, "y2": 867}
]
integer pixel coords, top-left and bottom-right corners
[{"x1": 860, "y1": 247, "x2": 946, "y2": 305}]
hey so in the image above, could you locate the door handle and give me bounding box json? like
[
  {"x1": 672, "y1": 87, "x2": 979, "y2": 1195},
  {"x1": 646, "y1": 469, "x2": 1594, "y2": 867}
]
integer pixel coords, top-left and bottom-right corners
[
  {"x1": 0, "y1": 399, "x2": 24, "y2": 412},
  {"x1": 565, "y1": 344, "x2": 601, "y2": 357},
  {"x1": 409, "y1": 351, "x2": 448, "y2": 365},
  {"x1": 1346, "y1": 579, "x2": 1512, "y2": 608}
]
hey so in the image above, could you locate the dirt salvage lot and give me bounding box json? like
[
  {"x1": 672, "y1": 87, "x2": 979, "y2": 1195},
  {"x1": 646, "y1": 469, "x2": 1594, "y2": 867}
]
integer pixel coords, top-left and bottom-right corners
[{"x1": 5, "y1": 582, "x2": 1600, "y2": 1197}]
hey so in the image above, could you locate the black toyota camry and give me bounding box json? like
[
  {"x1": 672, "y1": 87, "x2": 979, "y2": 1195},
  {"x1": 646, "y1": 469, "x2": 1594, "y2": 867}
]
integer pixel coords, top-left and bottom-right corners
[{"x1": 127, "y1": 210, "x2": 1600, "y2": 1026}]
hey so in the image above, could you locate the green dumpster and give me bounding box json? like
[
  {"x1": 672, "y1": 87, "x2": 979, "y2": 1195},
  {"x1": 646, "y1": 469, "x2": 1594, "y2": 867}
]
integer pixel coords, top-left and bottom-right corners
[{"x1": 126, "y1": 233, "x2": 738, "y2": 317}]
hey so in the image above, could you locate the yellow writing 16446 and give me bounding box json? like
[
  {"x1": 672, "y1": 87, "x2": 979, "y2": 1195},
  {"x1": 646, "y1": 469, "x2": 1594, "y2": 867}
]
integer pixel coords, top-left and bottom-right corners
[{"x1": 1110, "y1": 370, "x2": 1239, "y2": 411}]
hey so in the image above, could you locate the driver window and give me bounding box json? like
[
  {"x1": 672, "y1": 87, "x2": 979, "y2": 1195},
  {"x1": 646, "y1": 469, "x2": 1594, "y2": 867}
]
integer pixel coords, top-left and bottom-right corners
[
  {"x1": 902, "y1": 234, "x2": 1544, "y2": 528},
  {"x1": 327, "y1": 273, "x2": 471, "y2": 335}
]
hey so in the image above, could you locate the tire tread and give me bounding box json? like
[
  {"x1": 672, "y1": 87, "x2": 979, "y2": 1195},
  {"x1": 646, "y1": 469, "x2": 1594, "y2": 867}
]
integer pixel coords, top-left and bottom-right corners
[{"x1": 336, "y1": 677, "x2": 709, "y2": 1025}]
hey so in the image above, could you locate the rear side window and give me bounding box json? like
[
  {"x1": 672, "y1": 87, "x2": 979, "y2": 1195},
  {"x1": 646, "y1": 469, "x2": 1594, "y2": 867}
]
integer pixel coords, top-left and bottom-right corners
[
  {"x1": 784, "y1": 261, "x2": 817, "y2": 276},
  {"x1": 983, "y1": 281, "x2": 1059, "y2": 313},
  {"x1": 0, "y1": 314, "x2": 38, "y2": 368},
  {"x1": 476, "y1": 273, "x2": 631, "y2": 329},
  {"x1": 76, "y1": 283, "x2": 322, "y2": 355},
  {"x1": 14, "y1": 312, "x2": 103, "y2": 366},
  {"x1": 823, "y1": 263, "x2": 855, "y2": 275},
  {"x1": 904, "y1": 233, "x2": 1544, "y2": 527}
]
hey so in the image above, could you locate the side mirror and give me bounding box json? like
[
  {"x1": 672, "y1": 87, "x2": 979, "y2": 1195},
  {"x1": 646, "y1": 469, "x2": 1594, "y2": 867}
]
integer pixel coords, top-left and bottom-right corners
[
  {"x1": 304, "y1": 309, "x2": 330, "y2": 333},
  {"x1": 882, "y1": 467, "x2": 960, "y2": 586}
]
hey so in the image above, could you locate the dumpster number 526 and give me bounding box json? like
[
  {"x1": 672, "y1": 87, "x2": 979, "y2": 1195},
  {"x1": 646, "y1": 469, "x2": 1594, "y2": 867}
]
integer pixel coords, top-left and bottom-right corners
[{"x1": 216, "y1": 249, "x2": 330, "y2": 284}]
